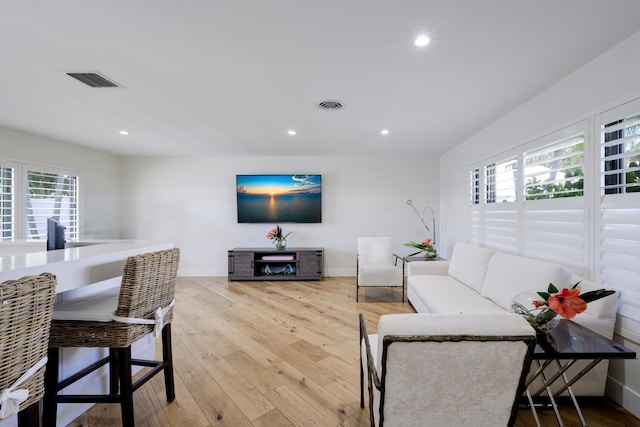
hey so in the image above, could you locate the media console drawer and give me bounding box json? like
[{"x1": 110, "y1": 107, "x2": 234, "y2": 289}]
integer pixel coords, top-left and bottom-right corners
[{"x1": 228, "y1": 247, "x2": 323, "y2": 281}]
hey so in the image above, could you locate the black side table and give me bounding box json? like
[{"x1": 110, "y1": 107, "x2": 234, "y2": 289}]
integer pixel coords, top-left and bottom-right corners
[
  {"x1": 402, "y1": 255, "x2": 444, "y2": 263},
  {"x1": 526, "y1": 319, "x2": 636, "y2": 426}
]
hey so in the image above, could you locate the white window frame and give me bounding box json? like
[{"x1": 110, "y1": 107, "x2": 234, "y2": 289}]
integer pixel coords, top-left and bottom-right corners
[
  {"x1": 0, "y1": 160, "x2": 17, "y2": 240},
  {"x1": 468, "y1": 97, "x2": 640, "y2": 342},
  {"x1": 595, "y1": 99, "x2": 640, "y2": 341},
  {"x1": 469, "y1": 121, "x2": 590, "y2": 272},
  {"x1": 24, "y1": 163, "x2": 80, "y2": 241},
  {"x1": 523, "y1": 132, "x2": 585, "y2": 200},
  {"x1": 484, "y1": 157, "x2": 518, "y2": 204},
  {"x1": 0, "y1": 158, "x2": 82, "y2": 242}
]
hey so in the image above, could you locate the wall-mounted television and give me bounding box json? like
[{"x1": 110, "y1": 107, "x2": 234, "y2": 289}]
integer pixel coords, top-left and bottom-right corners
[{"x1": 236, "y1": 174, "x2": 322, "y2": 223}]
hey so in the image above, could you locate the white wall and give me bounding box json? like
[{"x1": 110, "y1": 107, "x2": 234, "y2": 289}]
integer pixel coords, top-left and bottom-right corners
[
  {"x1": 119, "y1": 156, "x2": 439, "y2": 277},
  {"x1": 0, "y1": 127, "x2": 121, "y2": 238},
  {"x1": 439, "y1": 31, "x2": 640, "y2": 416}
]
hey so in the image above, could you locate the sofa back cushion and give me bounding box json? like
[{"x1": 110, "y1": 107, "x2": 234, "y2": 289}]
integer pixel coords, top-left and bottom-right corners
[
  {"x1": 481, "y1": 253, "x2": 571, "y2": 310},
  {"x1": 448, "y1": 243, "x2": 495, "y2": 293}
]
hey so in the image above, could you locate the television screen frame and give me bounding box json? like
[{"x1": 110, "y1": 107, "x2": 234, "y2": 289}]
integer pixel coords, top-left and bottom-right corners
[{"x1": 236, "y1": 174, "x2": 322, "y2": 223}]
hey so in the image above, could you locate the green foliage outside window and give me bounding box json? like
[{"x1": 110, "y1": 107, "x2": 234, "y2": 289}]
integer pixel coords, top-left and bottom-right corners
[
  {"x1": 526, "y1": 167, "x2": 584, "y2": 200},
  {"x1": 626, "y1": 161, "x2": 640, "y2": 192},
  {"x1": 27, "y1": 171, "x2": 74, "y2": 198}
]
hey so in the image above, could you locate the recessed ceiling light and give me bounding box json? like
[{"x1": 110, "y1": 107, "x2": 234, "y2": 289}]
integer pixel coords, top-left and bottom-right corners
[
  {"x1": 288, "y1": 130, "x2": 296, "y2": 135},
  {"x1": 381, "y1": 129, "x2": 390, "y2": 135},
  {"x1": 119, "y1": 130, "x2": 129, "y2": 135},
  {"x1": 414, "y1": 35, "x2": 431, "y2": 47}
]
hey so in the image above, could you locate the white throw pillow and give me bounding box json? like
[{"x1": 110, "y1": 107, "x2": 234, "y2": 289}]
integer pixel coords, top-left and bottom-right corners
[{"x1": 571, "y1": 278, "x2": 619, "y2": 319}]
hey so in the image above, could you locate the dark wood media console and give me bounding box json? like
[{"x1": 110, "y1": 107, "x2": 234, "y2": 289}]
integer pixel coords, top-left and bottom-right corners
[{"x1": 228, "y1": 247, "x2": 324, "y2": 281}]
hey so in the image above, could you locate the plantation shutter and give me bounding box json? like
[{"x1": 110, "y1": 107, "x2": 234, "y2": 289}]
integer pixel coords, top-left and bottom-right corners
[
  {"x1": 522, "y1": 199, "x2": 586, "y2": 275},
  {"x1": 0, "y1": 162, "x2": 15, "y2": 240},
  {"x1": 470, "y1": 168, "x2": 481, "y2": 245},
  {"x1": 25, "y1": 167, "x2": 79, "y2": 240},
  {"x1": 522, "y1": 130, "x2": 587, "y2": 275},
  {"x1": 482, "y1": 158, "x2": 519, "y2": 254},
  {"x1": 598, "y1": 101, "x2": 640, "y2": 340}
]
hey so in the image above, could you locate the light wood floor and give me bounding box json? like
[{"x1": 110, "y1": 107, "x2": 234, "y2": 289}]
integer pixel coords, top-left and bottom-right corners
[{"x1": 68, "y1": 277, "x2": 639, "y2": 426}]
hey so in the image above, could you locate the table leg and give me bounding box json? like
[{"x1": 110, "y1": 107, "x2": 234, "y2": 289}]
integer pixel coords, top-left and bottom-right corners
[
  {"x1": 527, "y1": 360, "x2": 565, "y2": 426},
  {"x1": 525, "y1": 387, "x2": 542, "y2": 427},
  {"x1": 538, "y1": 362, "x2": 564, "y2": 427},
  {"x1": 554, "y1": 359, "x2": 603, "y2": 427},
  {"x1": 532, "y1": 359, "x2": 577, "y2": 397}
]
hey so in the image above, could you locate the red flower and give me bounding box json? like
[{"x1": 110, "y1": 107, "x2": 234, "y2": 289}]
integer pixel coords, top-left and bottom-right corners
[
  {"x1": 532, "y1": 300, "x2": 544, "y2": 309},
  {"x1": 266, "y1": 228, "x2": 277, "y2": 238},
  {"x1": 547, "y1": 288, "x2": 587, "y2": 319},
  {"x1": 421, "y1": 238, "x2": 432, "y2": 245}
]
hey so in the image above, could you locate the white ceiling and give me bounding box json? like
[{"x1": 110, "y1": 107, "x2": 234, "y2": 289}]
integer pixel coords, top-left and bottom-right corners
[{"x1": 2, "y1": 1, "x2": 640, "y2": 157}]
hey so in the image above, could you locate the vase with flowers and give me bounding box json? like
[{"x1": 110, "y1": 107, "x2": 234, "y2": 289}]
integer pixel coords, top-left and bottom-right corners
[
  {"x1": 404, "y1": 238, "x2": 437, "y2": 259},
  {"x1": 511, "y1": 282, "x2": 614, "y2": 333},
  {"x1": 266, "y1": 224, "x2": 292, "y2": 250}
]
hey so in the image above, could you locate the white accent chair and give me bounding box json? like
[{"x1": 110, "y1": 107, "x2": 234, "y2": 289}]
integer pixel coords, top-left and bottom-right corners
[
  {"x1": 356, "y1": 237, "x2": 404, "y2": 302},
  {"x1": 359, "y1": 312, "x2": 536, "y2": 426}
]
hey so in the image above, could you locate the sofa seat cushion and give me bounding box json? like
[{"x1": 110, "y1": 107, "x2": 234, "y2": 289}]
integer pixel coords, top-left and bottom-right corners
[
  {"x1": 52, "y1": 286, "x2": 120, "y2": 322},
  {"x1": 358, "y1": 264, "x2": 403, "y2": 286},
  {"x1": 447, "y1": 243, "x2": 495, "y2": 293},
  {"x1": 408, "y1": 275, "x2": 504, "y2": 314},
  {"x1": 407, "y1": 260, "x2": 449, "y2": 276},
  {"x1": 481, "y1": 253, "x2": 571, "y2": 310}
]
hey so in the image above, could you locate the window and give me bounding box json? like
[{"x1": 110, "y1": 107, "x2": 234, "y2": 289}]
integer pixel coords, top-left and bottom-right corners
[
  {"x1": 25, "y1": 168, "x2": 79, "y2": 241},
  {"x1": 524, "y1": 133, "x2": 584, "y2": 200},
  {"x1": 469, "y1": 123, "x2": 589, "y2": 272},
  {"x1": 602, "y1": 113, "x2": 640, "y2": 194},
  {"x1": 470, "y1": 168, "x2": 480, "y2": 205},
  {"x1": 484, "y1": 158, "x2": 517, "y2": 203},
  {"x1": 480, "y1": 157, "x2": 520, "y2": 253},
  {"x1": 0, "y1": 163, "x2": 15, "y2": 239},
  {"x1": 598, "y1": 103, "x2": 640, "y2": 339},
  {"x1": 466, "y1": 99, "x2": 640, "y2": 342},
  {"x1": 470, "y1": 168, "x2": 482, "y2": 245},
  {"x1": 0, "y1": 160, "x2": 80, "y2": 242}
]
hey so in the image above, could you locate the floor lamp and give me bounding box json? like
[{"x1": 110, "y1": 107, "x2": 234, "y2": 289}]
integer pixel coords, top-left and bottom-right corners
[{"x1": 406, "y1": 199, "x2": 436, "y2": 245}]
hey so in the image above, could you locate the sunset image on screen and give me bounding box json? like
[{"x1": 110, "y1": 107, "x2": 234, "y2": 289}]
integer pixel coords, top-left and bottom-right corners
[{"x1": 236, "y1": 175, "x2": 322, "y2": 223}]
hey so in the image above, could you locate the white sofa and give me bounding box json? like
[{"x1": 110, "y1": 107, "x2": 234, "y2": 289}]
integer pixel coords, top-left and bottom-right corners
[{"x1": 406, "y1": 242, "x2": 620, "y2": 396}]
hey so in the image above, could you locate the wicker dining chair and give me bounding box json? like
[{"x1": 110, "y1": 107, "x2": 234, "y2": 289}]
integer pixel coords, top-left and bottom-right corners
[
  {"x1": 43, "y1": 248, "x2": 180, "y2": 427},
  {"x1": 0, "y1": 273, "x2": 57, "y2": 427}
]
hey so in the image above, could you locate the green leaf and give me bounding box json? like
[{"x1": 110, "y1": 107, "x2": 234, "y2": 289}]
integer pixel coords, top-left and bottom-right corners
[
  {"x1": 537, "y1": 292, "x2": 550, "y2": 301},
  {"x1": 579, "y1": 289, "x2": 616, "y2": 304},
  {"x1": 547, "y1": 283, "x2": 559, "y2": 294},
  {"x1": 571, "y1": 281, "x2": 581, "y2": 290}
]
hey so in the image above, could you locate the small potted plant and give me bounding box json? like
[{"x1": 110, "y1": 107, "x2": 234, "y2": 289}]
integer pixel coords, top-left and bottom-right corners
[
  {"x1": 404, "y1": 238, "x2": 437, "y2": 259},
  {"x1": 266, "y1": 224, "x2": 292, "y2": 249},
  {"x1": 511, "y1": 283, "x2": 615, "y2": 333}
]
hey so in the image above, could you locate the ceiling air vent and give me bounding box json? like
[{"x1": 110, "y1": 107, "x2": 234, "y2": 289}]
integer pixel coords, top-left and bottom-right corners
[
  {"x1": 66, "y1": 72, "x2": 121, "y2": 88},
  {"x1": 318, "y1": 100, "x2": 343, "y2": 110}
]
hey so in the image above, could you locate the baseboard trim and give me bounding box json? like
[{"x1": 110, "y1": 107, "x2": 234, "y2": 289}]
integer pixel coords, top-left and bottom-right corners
[{"x1": 606, "y1": 376, "x2": 640, "y2": 419}]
